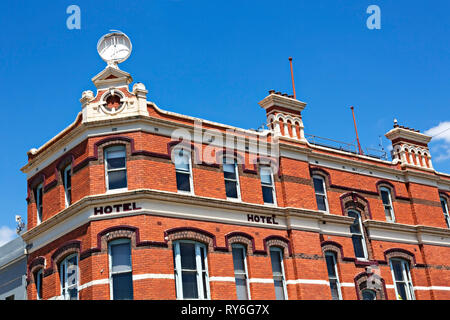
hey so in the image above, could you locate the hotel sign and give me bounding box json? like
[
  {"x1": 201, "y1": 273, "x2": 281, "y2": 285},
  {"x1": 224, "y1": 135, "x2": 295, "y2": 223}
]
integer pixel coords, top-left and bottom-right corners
[{"x1": 94, "y1": 202, "x2": 141, "y2": 215}]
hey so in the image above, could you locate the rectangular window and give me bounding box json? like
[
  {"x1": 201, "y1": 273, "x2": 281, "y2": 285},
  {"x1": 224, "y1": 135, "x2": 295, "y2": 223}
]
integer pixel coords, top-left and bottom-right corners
[
  {"x1": 60, "y1": 254, "x2": 78, "y2": 300},
  {"x1": 313, "y1": 176, "x2": 328, "y2": 212},
  {"x1": 35, "y1": 269, "x2": 43, "y2": 300},
  {"x1": 109, "y1": 239, "x2": 133, "y2": 300},
  {"x1": 269, "y1": 248, "x2": 287, "y2": 300},
  {"x1": 380, "y1": 187, "x2": 395, "y2": 222},
  {"x1": 105, "y1": 146, "x2": 127, "y2": 191},
  {"x1": 63, "y1": 166, "x2": 72, "y2": 207},
  {"x1": 440, "y1": 197, "x2": 450, "y2": 228},
  {"x1": 174, "y1": 149, "x2": 193, "y2": 193},
  {"x1": 324, "y1": 252, "x2": 342, "y2": 300},
  {"x1": 348, "y1": 210, "x2": 368, "y2": 259},
  {"x1": 231, "y1": 244, "x2": 250, "y2": 300},
  {"x1": 390, "y1": 259, "x2": 415, "y2": 300},
  {"x1": 34, "y1": 184, "x2": 43, "y2": 225},
  {"x1": 173, "y1": 241, "x2": 210, "y2": 299},
  {"x1": 223, "y1": 158, "x2": 240, "y2": 199},
  {"x1": 260, "y1": 166, "x2": 276, "y2": 204}
]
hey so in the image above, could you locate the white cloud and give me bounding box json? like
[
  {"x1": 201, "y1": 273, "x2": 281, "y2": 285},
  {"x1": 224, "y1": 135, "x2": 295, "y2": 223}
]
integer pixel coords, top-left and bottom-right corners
[
  {"x1": 425, "y1": 121, "x2": 450, "y2": 163},
  {"x1": 0, "y1": 226, "x2": 16, "y2": 246}
]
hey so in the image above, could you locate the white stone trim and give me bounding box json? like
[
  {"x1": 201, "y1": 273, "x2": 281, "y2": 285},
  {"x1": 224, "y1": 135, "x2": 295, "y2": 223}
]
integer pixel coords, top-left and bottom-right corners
[
  {"x1": 78, "y1": 278, "x2": 109, "y2": 290},
  {"x1": 209, "y1": 276, "x2": 235, "y2": 282},
  {"x1": 132, "y1": 273, "x2": 175, "y2": 281}
]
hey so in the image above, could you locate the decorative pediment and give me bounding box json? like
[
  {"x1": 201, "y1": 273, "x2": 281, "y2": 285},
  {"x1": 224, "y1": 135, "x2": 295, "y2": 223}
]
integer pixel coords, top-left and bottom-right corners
[{"x1": 91, "y1": 66, "x2": 133, "y2": 90}]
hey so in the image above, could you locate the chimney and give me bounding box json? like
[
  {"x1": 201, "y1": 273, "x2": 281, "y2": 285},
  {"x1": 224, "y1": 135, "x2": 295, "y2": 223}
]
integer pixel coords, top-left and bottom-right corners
[{"x1": 385, "y1": 121, "x2": 433, "y2": 169}]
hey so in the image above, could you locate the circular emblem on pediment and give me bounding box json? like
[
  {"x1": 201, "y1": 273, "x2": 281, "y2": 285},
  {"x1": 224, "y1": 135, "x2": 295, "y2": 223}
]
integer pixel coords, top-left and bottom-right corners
[{"x1": 99, "y1": 90, "x2": 127, "y2": 115}]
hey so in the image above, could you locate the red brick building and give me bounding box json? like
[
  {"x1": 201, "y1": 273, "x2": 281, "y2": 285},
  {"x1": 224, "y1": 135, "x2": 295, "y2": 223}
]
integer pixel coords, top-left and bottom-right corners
[{"x1": 21, "y1": 40, "x2": 450, "y2": 301}]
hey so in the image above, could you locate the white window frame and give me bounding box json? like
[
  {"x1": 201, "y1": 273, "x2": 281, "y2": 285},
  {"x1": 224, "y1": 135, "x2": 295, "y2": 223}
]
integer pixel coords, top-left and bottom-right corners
[
  {"x1": 269, "y1": 247, "x2": 288, "y2": 300},
  {"x1": 312, "y1": 175, "x2": 329, "y2": 212},
  {"x1": 173, "y1": 240, "x2": 210, "y2": 300},
  {"x1": 380, "y1": 187, "x2": 395, "y2": 222},
  {"x1": 389, "y1": 258, "x2": 415, "y2": 300},
  {"x1": 174, "y1": 148, "x2": 194, "y2": 195},
  {"x1": 231, "y1": 244, "x2": 251, "y2": 300},
  {"x1": 440, "y1": 196, "x2": 450, "y2": 228},
  {"x1": 35, "y1": 269, "x2": 43, "y2": 300},
  {"x1": 324, "y1": 251, "x2": 342, "y2": 300},
  {"x1": 59, "y1": 253, "x2": 79, "y2": 300},
  {"x1": 260, "y1": 166, "x2": 277, "y2": 205},
  {"x1": 35, "y1": 183, "x2": 43, "y2": 225},
  {"x1": 348, "y1": 210, "x2": 368, "y2": 260},
  {"x1": 104, "y1": 145, "x2": 128, "y2": 192},
  {"x1": 63, "y1": 165, "x2": 72, "y2": 208},
  {"x1": 108, "y1": 238, "x2": 133, "y2": 300},
  {"x1": 223, "y1": 157, "x2": 241, "y2": 201}
]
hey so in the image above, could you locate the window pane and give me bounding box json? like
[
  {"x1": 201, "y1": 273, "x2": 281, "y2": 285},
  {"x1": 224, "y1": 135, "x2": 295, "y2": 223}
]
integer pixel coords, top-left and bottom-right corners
[
  {"x1": 381, "y1": 190, "x2": 391, "y2": 205},
  {"x1": 392, "y1": 260, "x2": 405, "y2": 281},
  {"x1": 235, "y1": 277, "x2": 248, "y2": 300},
  {"x1": 274, "y1": 280, "x2": 285, "y2": 300},
  {"x1": 65, "y1": 169, "x2": 72, "y2": 188},
  {"x1": 181, "y1": 271, "x2": 198, "y2": 299},
  {"x1": 68, "y1": 287, "x2": 78, "y2": 300},
  {"x1": 180, "y1": 243, "x2": 196, "y2": 270},
  {"x1": 260, "y1": 168, "x2": 273, "y2": 185},
  {"x1": 441, "y1": 198, "x2": 448, "y2": 214},
  {"x1": 225, "y1": 180, "x2": 238, "y2": 198},
  {"x1": 111, "y1": 242, "x2": 132, "y2": 273},
  {"x1": 232, "y1": 247, "x2": 245, "y2": 273},
  {"x1": 313, "y1": 177, "x2": 325, "y2": 194},
  {"x1": 112, "y1": 272, "x2": 133, "y2": 300},
  {"x1": 352, "y1": 235, "x2": 365, "y2": 258},
  {"x1": 396, "y1": 282, "x2": 408, "y2": 300},
  {"x1": 325, "y1": 254, "x2": 337, "y2": 278},
  {"x1": 262, "y1": 186, "x2": 274, "y2": 204},
  {"x1": 270, "y1": 250, "x2": 282, "y2": 276},
  {"x1": 108, "y1": 170, "x2": 127, "y2": 189},
  {"x1": 349, "y1": 212, "x2": 362, "y2": 234},
  {"x1": 316, "y1": 195, "x2": 327, "y2": 211},
  {"x1": 202, "y1": 271, "x2": 208, "y2": 299},
  {"x1": 362, "y1": 289, "x2": 376, "y2": 300},
  {"x1": 384, "y1": 207, "x2": 393, "y2": 220},
  {"x1": 175, "y1": 151, "x2": 190, "y2": 172},
  {"x1": 329, "y1": 279, "x2": 340, "y2": 300},
  {"x1": 176, "y1": 172, "x2": 191, "y2": 192},
  {"x1": 107, "y1": 156, "x2": 126, "y2": 170}
]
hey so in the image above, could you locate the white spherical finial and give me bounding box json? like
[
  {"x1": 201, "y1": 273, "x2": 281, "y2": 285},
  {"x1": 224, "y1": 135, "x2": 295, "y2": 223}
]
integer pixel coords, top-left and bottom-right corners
[{"x1": 97, "y1": 31, "x2": 132, "y2": 68}]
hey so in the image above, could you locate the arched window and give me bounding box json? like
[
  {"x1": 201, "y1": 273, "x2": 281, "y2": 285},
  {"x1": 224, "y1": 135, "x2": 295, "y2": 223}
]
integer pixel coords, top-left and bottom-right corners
[
  {"x1": 361, "y1": 289, "x2": 377, "y2": 300},
  {"x1": 348, "y1": 210, "x2": 368, "y2": 260},
  {"x1": 62, "y1": 165, "x2": 72, "y2": 207},
  {"x1": 269, "y1": 247, "x2": 287, "y2": 300},
  {"x1": 260, "y1": 165, "x2": 276, "y2": 205},
  {"x1": 231, "y1": 244, "x2": 250, "y2": 300},
  {"x1": 174, "y1": 149, "x2": 194, "y2": 194},
  {"x1": 34, "y1": 183, "x2": 43, "y2": 225},
  {"x1": 59, "y1": 253, "x2": 78, "y2": 300},
  {"x1": 108, "y1": 239, "x2": 133, "y2": 300},
  {"x1": 380, "y1": 187, "x2": 395, "y2": 222},
  {"x1": 389, "y1": 258, "x2": 415, "y2": 300},
  {"x1": 223, "y1": 157, "x2": 241, "y2": 200},
  {"x1": 34, "y1": 268, "x2": 43, "y2": 300},
  {"x1": 440, "y1": 196, "x2": 450, "y2": 228},
  {"x1": 173, "y1": 241, "x2": 210, "y2": 299},
  {"x1": 104, "y1": 145, "x2": 127, "y2": 191},
  {"x1": 313, "y1": 175, "x2": 328, "y2": 212},
  {"x1": 324, "y1": 251, "x2": 342, "y2": 300}
]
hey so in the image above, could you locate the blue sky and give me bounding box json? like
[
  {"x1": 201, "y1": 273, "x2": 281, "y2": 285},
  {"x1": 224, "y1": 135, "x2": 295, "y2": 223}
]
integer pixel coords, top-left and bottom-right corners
[{"x1": 0, "y1": 0, "x2": 448, "y2": 244}]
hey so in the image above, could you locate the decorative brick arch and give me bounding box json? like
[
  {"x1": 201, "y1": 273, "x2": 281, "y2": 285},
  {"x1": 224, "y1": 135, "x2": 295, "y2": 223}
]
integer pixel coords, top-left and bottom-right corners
[
  {"x1": 225, "y1": 232, "x2": 255, "y2": 255},
  {"x1": 321, "y1": 241, "x2": 344, "y2": 261},
  {"x1": 309, "y1": 167, "x2": 332, "y2": 189},
  {"x1": 28, "y1": 256, "x2": 46, "y2": 284},
  {"x1": 50, "y1": 240, "x2": 81, "y2": 275},
  {"x1": 354, "y1": 271, "x2": 388, "y2": 300},
  {"x1": 264, "y1": 235, "x2": 292, "y2": 257},
  {"x1": 340, "y1": 192, "x2": 372, "y2": 220},
  {"x1": 97, "y1": 225, "x2": 138, "y2": 253},
  {"x1": 165, "y1": 227, "x2": 216, "y2": 252},
  {"x1": 384, "y1": 248, "x2": 416, "y2": 267}
]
